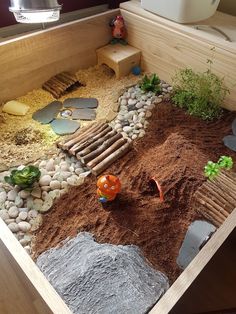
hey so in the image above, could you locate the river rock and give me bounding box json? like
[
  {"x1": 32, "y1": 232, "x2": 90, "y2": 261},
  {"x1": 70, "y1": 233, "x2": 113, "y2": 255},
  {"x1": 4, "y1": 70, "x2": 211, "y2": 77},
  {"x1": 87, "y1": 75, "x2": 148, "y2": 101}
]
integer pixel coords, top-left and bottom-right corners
[
  {"x1": 46, "y1": 159, "x2": 55, "y2": 172},
  {"x1": 19, "y1": 211, "x2": 28, "y2": 221},
  {"x1": 18, "y1": 221, "x2": 31, "y2": 232},
  {"x1": 50, "y1": 180, "x2": 61, "y2": 190},
  {"x1": 31, "y1": 186, "x2": 42, "y2": 199},
  {"x1": 37, "y1": 232, "x2": 169, "y2": 314},
  {"x1": 39, "y1": 175, "x2": 52, "y2": 186},
  {"x1": 0, "y1": 209, "x2": 9, "y2": 221},
  {"x1": 33, "y1": 199, "x2": 43, "y2": 211},
  {"x1": 8, "y1": 206, "x2": 19, "y2": 218},
  {"x1": 128, "y1": 99, "x2": 137, "y2": 106},
  {"x1": 8, "y1": 222, "x2": 20, "y2": 233},
  {"x1": 39, "y1": 195, "x2": 53, "y2": 213},
  {"x1": 0, "y1": 191, "x2": 7, "y2": 204},
  {"x1": 123, "y1": 126, "x2": 132, "y2": 133},
  {"x1": 15, "y1": 196, "x2": 23, "y2": 208},
  {"x1": 18, "y1": 190, "x2": 30, "y2": 199},
  {"x1": 7, "y1": 190, "x2": 17, "y2": 201}
]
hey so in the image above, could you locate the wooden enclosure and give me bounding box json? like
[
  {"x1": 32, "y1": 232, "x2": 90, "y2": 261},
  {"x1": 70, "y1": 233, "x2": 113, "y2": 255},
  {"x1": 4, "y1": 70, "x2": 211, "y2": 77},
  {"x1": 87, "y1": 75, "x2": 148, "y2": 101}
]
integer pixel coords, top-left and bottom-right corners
[{"x1": 1, "y1": 3, "x2": 236, "y2": 313}]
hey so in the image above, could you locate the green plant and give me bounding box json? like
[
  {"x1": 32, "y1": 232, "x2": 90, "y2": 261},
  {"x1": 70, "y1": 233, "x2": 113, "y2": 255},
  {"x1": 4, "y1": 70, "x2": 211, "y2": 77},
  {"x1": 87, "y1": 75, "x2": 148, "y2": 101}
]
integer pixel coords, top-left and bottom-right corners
[
  {"x1": 140, "y1": 74, "x2": 161, "y2": 94},
  {"x1": 204, "y1": 156, "x2": 234, "y2": 180},
  {"x1": 4, "y1": 165, "x2": 41, "y2": 189},
  {"x1": 171, "y1": 68, "x2": 229, "y2": 120}
]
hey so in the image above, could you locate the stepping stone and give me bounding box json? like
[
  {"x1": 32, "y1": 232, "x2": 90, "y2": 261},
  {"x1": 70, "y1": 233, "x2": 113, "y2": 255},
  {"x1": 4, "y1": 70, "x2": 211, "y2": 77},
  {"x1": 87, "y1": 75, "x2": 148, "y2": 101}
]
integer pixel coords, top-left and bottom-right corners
[
  {"x1": 33, "y1": 101, "x2": 63, "y2": 124},
  {"x1": 223, "y1": 135, "x2": 236, "y2": 152},
  {"x1": 3, "y1": 100, "x2": 29, "y2": 116},
  {"x1": 64, "y1": 98, "x2": 98, "y2": 109},
  {"x1": 177, "y1": 220, "x2": 216, "y2": 269},
  {"x1": 37, "y1": 232, "x2": 169, "y2": 314},
  {"x1": 232, "y1": 118, "x2": 236, "y2": 135},
  {"x1": 71, "y1": 108, "x2": 96, "y2": 120},
  {"x1": 50, "y1": 119, "x2": 80, "y2": 135}
]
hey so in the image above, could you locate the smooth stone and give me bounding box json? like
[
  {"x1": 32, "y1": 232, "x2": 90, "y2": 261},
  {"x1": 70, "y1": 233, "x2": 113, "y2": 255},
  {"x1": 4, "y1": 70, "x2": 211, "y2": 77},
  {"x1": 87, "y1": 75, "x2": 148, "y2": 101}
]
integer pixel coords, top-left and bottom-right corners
[
  {"x1": 33, "y1": 101, "x2": 63, "y2": 124},
  {"x1": 7, "y1": 190, "x2": 17, "y2": 201},
  {"x1": 46, "y1": 159, "x2": 55, "y2": 172},
  {"x1": 50, "y1": 180, "x2": 61, "y2": 190},
  {"x1": 135, "y1": 101, "x2": 145, "y2": 109},
  {"x1": 139, "y1": 130, "x2": 146, "y2": 138},
  {"x1": 123, "y1": 126, "x2": 133, "y2": 133},
  {"x1": 50, "y1": 119, "x2": 81, "y2": 136},
  {"x1": 0, "y1": 191, "x2": 7, "y2": 204},
  {"x1": 61, "y1": 171, "x2": 72, "y2": 180},
  {"x1": 18, "y1": 208, "x2": 28, "y2": 213},
  {"x1": 146, "y1": 111, "x2": 152, "y2": 118},
  {"x1": 39, "y1": 195, "x2": 53, "y2": 213},
  {"x1": 132, "y1": 134, "x2": 138, "y2": 140},
  {"x1": 154, "y1": 98, "x2": 162, "y2": 104},
  {"x1": 139, "y1": 112, "x2": 146, "y2": 118},
  {"x1": 19, "y1": 239, "x2": 29, "y2": 247},
  {"x1": 133, "y1": 115, "x2": 138, "y2": 123},
  {"x1": 223, "y1": 135, "x2": 236, "y2": 152},
  {"x1": 19, "y1": 211, "x2": 28, "y2": 221},
  {"x1": 120, "y1": 99, "x2": 127, "y2": 106},
  {"x1": 61, "y1": 181, "x2": 68, "y2": 189},
  {"x1": 31, "y1": 186, "x2": 42, "y2": 199},
  {"x1": 24, "y1": 246, "x2": 31, "y2": 254},
  {"x1": 33, "y1": 199, "x2": 43, "y2": 211},
  {"x1": 232, "y1": 119, "x2": 236, "y2": 135},
  {"x1": 3, "y1": 100, "x2": 29, "y2": 116},
  {"x1": 135, "y1": 123, "x2": 143, "y2": 129},
  {"x1": 0, "y1": 209, "x2": 9, "y2": 221},
  {"x1": 18, "y1": 221, "x2": 31, "y2": 232},
  {"x1": 75, "y1": 168, "x2": 84, "y2": 176},
  {"x1": 37, "y1": 232, "x2": 169, "y2": 314},
  {"x1": 26, "y1": 196, "x2": 34, "y2": 210},
  {"x1": 128, "y1": 99, "x2": 137, "y2": 106},
  {"x1": 49, "y1": 190, "x2": 61, "y2": 199},
  {"x1": 5, "y1": 219, "x2": 15, "y2": 225},
  {"x1": 8, "y1": 206, "x2": 19, "y2": 218},
  {"x1": 39, "y1": 160, "x2": 47, "y2": 168},
  {"x1": 18, "y1": 190, "x2": 30, "y2": 199},
  {"x1": 8, "y1": 222, "x2": 20, "y2": 233},
  {"x1": 15, "y1": 196, "x2": 24, "y2": 208},
  {"x1": 67, "y1": 175, "x2": 84, "y2": 186},
  {"x1": 15, "y1": 217, "x2": 22, "y2": 224},
  {"x1": 39, "y1": 175, "x2": 52, "y2": 186},
  {"x1": 41, "y1": 191, "x2": 48, "y2": 201},
  {"x1": 114, "y1": 123, "x2": 122, "y2": 130},
  {"x1": 28, "y1": 210, "x2": 38, "y2": 219},
  {"x1": 69, "y1": 166, "x2": 74, "y2": 172},
  {"x1": 41, "y1": 186, "x2": 51, "y2": 192}
]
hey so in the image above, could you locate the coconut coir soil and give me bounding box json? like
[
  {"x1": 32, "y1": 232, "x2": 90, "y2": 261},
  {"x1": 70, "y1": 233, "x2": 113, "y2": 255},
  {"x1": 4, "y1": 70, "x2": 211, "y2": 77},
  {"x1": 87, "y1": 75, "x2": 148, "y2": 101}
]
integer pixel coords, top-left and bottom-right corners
[{"x1": 33, "y1": 103, "x2": 236, "y2": 283}]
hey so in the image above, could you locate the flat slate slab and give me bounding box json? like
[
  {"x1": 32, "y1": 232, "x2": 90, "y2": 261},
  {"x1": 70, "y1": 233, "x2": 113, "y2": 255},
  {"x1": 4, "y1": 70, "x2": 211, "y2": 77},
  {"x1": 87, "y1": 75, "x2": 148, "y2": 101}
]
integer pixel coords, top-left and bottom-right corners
[
  {"x1": 232, "y1": 118, "x2": 236, "y2": 135},
  {"x1": 71, "y1": 108, "x2": 96, "y2": 120},
  {"x1": 50, "y1": 119, "x2": 80, "y2": 135},
  {"x1": 64, "y1": 98, "x2": 98, "y2": 109},
  {"x1": 223, "y1": 135, "x2": 236, "y2": 152},
  {"x1": 37, "y1": 232, "x2": 169, "y2": 314},
  {"x1": 32, "y1": 101, "x2": 63, "y2": 124},
  {"x1": 177, "y1": 220, "x2": 216, "y2": 269}
]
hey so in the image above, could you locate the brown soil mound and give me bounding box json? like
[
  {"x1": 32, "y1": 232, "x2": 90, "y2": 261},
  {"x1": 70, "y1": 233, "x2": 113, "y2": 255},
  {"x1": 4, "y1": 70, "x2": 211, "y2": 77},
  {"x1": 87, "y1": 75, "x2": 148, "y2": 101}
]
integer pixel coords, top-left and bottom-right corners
[{"x1": 33, "y1": 103, "x2": 236, "y2": 283}]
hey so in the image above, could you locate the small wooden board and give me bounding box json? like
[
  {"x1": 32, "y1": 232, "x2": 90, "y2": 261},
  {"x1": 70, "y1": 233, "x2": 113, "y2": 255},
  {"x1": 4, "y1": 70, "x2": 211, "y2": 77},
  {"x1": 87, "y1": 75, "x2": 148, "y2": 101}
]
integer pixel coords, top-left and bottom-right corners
[
  {"x1": 64, "y1": 98, "x2": 98, "y2": 109},
  {"x1": 57, "y1": 122, "x2": 132, "y2": 175},
  {"x1": 71, "y1": 109, "x2": 96, "y2": 121}
]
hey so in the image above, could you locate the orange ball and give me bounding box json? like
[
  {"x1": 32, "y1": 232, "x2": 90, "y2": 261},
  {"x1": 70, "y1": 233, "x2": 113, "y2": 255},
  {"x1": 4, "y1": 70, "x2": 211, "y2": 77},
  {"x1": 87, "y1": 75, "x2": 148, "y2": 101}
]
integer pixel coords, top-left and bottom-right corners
[{"x1": 97, "y1": 175, "x2": 121, "y2": 197}]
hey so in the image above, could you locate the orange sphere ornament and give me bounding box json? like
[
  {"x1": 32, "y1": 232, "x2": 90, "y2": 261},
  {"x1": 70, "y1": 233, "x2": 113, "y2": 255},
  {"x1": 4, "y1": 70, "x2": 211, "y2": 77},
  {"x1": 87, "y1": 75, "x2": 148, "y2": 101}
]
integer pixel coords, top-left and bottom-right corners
[{"x1": 97, "y1": 175, "x2": 121, "y2": 203}]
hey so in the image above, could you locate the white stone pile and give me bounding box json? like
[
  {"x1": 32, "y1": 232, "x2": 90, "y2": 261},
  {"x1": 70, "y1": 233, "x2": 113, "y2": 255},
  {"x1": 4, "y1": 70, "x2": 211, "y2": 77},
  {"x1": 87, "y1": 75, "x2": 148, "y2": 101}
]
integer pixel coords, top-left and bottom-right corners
[
  {"x1": 110, "y1": 82, "x2": 172, "y2": 139},
  {"x1": 0, "y1": 154, "x2": 89, "y2": 253}
]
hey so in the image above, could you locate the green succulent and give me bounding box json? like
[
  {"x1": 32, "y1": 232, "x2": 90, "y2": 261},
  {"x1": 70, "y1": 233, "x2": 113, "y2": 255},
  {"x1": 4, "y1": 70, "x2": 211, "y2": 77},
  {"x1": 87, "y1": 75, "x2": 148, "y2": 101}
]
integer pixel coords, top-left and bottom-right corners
[
  {"x1": 4, "y1": 165, "x2": 41, "y2": 189},
  {"x1": 140, "y1": 74, "x2": 161, "y2": 94},
  {"x1": 218, "y1": 156, "x2": 233, "y2": 170},
  {"x1": 204, "y1": 161, "x2": 220, "y2": 181}
]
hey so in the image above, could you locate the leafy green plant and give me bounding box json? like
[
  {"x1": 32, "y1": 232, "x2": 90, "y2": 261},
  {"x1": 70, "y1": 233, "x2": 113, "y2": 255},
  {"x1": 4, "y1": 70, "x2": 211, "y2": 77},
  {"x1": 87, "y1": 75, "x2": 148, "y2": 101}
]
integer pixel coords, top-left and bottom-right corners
[
  {"x1": 171, "y1": 68, "x2": 229, "y2": 120},
  {"x1": 204, "y1": 156, "x2": 234, "y2": 180},
  {"x1": 4, "y1": 165, "x2": 41, "y2": 189},
  {"x1": 140, "y1": 74, "x2": 161, "y2": 94}
]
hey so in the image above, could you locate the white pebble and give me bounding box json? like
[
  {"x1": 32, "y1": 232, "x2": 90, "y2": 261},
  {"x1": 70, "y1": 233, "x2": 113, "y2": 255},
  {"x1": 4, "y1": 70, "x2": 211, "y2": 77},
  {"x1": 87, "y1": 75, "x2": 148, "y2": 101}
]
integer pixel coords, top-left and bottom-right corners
[
  {"x1": 61, "y1": 181, "x2": 68, "y2": 189},
  {"x1": 28, "y1": 210, "x2": 38, "y2": 219},
  {"x1": 19, "y1": 211, "x2": 28, "y2": 221},
  {"x1": 39, "y1": 175, "x2": 52, "y2": 186},
  {"x1": 41, "y1": 186, "x2": 51, "y2": 192},
  {"x1": 15, "y1": 196, "x2": 23, "y2": 208},
  {"x1": 7, "y1": 190, "x2": 17, "y2": 201},
  {"x1": 69, "y1": 166, "x2": 74, "y2": 172},
  {"x1": 8, "y1": 222, "x2": 19, "y2": 233},
  {"x1": 128, "y1": 99, "x2": 137, "y2": 106},
  {"x1": 0, "y1": 209, "x2": 9, "y2": 221},
  {"x1": 24, "y1": 246, "x2": 31, "y2": 254},
  {"x1": 32, "y1": 199, "x2": 43, "y2": 211},
  {"x1": 120, "y1": 99, "x2": 127, "y2": 106},
  {"x1": 5, "y1": 218, "x2": 15, "y2": 225},
  {"x1": 50, "y1": 180, "x2": 61, "y2": 190},
  {"x1": 132, "y1": 134, "x2": 138, "y2": 140},
  {"x1": 75, "y1": 168, "x2": 84, "y2": 176},
  {"x1": 139, "y1": 130, "x2": 146, "y2": 138},
  {"x1": 60, "y1": 163, "x2": 69, "y2": 171},
  {"x1": 123, "y1": 126, "x2": 133, "y2": 133},
  {"x1": 139, "y1": 112, "x2": 146, "y2": 118},
  {"x1": 8, "y1": 206, "x2": 19, "y2": 218},
  {"x1": 18, "y1": 221, "x2": 31, "y2": 232},
  {"x1": 18, "y1": 190, "x2": 30, "y2": 199},
  {"x1": 0, "y1": 191, "x2": 7, "y2": 204},
  {"x1": 114, "y1": 123, "x2": 122, "y2": 130},
  {"x1": 19, "y1": 238, "x2": 29, "y2": 247},
  {"x1": 146, "y1": 111, "x2": 152, "y2": 118},
  {"x1": 31, "y1": 186, "x2": 42, "y2": 199},
  {"x1": 46, "y1": 159, "x2": 55, "y2": 172},
  {"x1": 39, "y1": 160, "x2": 47, "y2": 168}
]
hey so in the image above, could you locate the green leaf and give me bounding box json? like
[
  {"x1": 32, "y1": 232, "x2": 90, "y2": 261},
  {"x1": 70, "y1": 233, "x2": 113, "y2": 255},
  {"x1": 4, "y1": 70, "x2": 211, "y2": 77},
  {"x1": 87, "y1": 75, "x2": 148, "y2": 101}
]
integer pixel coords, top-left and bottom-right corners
[
  {"x1": 218, "y1": 156, "x2": 233, "y2": 170},
  {"x1": 4, "y1": 165, "x2": 41, "y2": 189}
]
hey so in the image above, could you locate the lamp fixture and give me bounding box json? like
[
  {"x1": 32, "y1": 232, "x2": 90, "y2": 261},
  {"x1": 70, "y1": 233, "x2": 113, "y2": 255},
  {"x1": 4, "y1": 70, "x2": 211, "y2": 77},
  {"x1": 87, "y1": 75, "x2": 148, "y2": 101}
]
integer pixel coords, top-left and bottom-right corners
[{"x1": 9, "y1": 0, "x2": 62, "y2": 24}]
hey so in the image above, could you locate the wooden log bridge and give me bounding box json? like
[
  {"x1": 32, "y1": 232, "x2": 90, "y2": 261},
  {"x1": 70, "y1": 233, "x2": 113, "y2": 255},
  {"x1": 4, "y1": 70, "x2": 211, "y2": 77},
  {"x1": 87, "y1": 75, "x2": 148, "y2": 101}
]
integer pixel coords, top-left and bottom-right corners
[
  {"x1": 57, "y1": 122, "x2": 132, "y2": 176},
  {"x1": 193, "y1": 170, "x2": 236, "y2": 227}
]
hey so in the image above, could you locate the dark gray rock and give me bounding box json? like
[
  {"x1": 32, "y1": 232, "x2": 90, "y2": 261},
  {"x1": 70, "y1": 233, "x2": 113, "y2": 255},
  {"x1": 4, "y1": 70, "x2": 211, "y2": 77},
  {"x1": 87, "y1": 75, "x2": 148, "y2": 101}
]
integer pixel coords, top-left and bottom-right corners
[
  {"x1": 223, "y1": 135, "x2": 236, "y2": 152},
  {"x1": 232, "y1": 118, "x2": 236, "y2": 135},
  {"x1": 37, "y1": 232, "x2": 169, "y2": 314},
  {"x1": 50, "y1": 119, "x2": 80, "y2": 135},
  {"x1": 64, "y1": 98, "x2": 98, "y2": 109},
  {"x1": 32, "y1": 101, "x2": 62, "y2": 124}
]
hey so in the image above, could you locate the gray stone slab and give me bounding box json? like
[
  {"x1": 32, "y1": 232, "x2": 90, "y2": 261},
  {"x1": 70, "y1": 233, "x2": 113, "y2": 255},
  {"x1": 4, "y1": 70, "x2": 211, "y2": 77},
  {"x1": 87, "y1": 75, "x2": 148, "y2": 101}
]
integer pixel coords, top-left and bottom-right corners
[
  {"x1": 177, "y1": 220, "x2": 216, "y2": 270},
  {"x1": 37, "y1": 232, "x2": 169, "y2": 314},
  {"x1": 232, "y1": 118, "x2": 236, "y2": 136},
  {"x1": 64, "y1": 98, "x2": 98, "y2": 109},
  {"x1": 50, "y1": 119, "x2": 80, "y2": 135},
  {"x1": 32, "y1": 101, "x2": 63, "y2": 124},
  {"x1": 71, "y1": 108, "x2": 96, "y2": 120},
  {"x1": 223, "y1": 135, "x2": 236, "y2": 152}
]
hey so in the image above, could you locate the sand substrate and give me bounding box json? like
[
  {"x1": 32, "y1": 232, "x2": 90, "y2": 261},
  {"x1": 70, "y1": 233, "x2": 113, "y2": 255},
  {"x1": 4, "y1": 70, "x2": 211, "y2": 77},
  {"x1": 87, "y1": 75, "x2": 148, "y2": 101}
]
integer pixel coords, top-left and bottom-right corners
[
  {"x1": 0, "y1": 65, "x2": 139, "y2": 171},
  {"x1": 33, "y1": 103, "x2": 236, "y2": 283}
]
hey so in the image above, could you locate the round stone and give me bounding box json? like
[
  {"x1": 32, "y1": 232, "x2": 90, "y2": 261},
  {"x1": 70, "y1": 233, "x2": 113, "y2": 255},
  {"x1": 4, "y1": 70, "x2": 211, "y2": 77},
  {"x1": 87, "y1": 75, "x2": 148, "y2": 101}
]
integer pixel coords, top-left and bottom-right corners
[
  {"x1": 61, "y1": 181, "x2": 68, "y2": 189},
  {"x1": 123, "y1": 126, "x2": 133, "y2": 133},
  {"x1": 139, "y1": 130, "x2": 146, "y2": 138},
  {"x1": 60, "y1": 163, "x2": 69, "y2": 171},
  {"x1": 39, "y1": 195, "x2": 53, "y2": 213},
  {"x1": 19, "y1": 238, "x2": 29, "y2": 247},
  {"x1": 8, "y1": 222, "x2": 19, "y2": 233},
  {"x1": 18, "y1": 221, "x2": 31, "y2": 232},
  {"x1": 135, "y1": 102, "x2": 145, "y2": 109},
  {"x1": 19, "y1": 211, "x2": 28, "y2": 221},
  {"x1": 128, "y1": 99, "x2": 137, "y2": 106},
  {"x1": 75, "y1": 168, "x2": 84, "y2": 176},
  {"x1": 139, "y1": 112, "x2": 146, "y2": 118},
  {"x1": 50, "y1": 180, "x2": 61, "y2": 190},
  {"x1": 120, "y1": 99, "x2": 127, "y2": 106},
  {"x1": 114, "y1": 123, "x2": 122, "y2": 130},
  {"x1": 133, "y1": 115, "x2": 138, "y2": 123},
  {"x1": 18, "y1": 190, "x2": 30, "y2": 199},
  {"x1": 146, "y1": 111, "x2": 152, "y2": 118},
  {"x1": 7, "y1": 190, "x2": 17, "y2": 201},
  {"x1": 46, "y1": 159, "x2": 55, "y2": 172},
  {"x1": 33, "y1": 199, "x2": 43, "y2": 211},
  {"x1": 0, "y1": 209, "x2": 9, "y2": 221},
  {"x1": 132, "y1": 134, "x2": 138, "y2": 140},
  {"x1": 15, "y1": 196, "x2": 24, "y2": 208},
  {"x1": 39, "y1": 175, "x2": 52, "y2": 186},
  {"x1": 8, "y1": 206, "x2": 19, "y2": 218},
  {"x1": 67, "y1": 175, "x2": 84, "y2": 186},
  {"x1": 24, "y1": 246, "x2": 31, "y2": 254},
  {"x1": 28, "y1": 210, "x2": 38, "y2": 219},
  {"x1": 0, "y1": 191, "x2": 7, "y2": 204}
]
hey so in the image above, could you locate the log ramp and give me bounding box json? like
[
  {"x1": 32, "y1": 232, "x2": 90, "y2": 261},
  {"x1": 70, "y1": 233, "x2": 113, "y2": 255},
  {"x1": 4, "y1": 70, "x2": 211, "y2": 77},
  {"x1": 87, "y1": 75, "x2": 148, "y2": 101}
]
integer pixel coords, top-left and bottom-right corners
[
  {"x1": 57, "y1": 122, "x2": 132, "y2": 176},
  {"x1": 193, "y1": 170, "x2": 236, "y2": 227}
]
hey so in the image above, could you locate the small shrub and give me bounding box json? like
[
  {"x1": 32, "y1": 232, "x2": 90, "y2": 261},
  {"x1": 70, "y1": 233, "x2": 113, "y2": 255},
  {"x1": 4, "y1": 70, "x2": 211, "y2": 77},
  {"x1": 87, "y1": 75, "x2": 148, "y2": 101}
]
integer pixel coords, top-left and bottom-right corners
[
  {"x1": 140, "y1": 74, "x2": 161, "y2": 94},
  {"x1": 171, "y1": 68, "x2": 229, "y2": 120},
  {"x1": 5, "y1": 165, "x2": 41, "y2": 189}
]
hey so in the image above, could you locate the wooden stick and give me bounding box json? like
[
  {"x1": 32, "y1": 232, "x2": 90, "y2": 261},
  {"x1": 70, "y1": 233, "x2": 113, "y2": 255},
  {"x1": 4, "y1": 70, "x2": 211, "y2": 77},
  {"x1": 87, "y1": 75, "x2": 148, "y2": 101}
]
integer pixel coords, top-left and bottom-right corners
[
  {"x1": 199, "y1": 209, "x2": 222, "y2": 228},
  {"x1": 62, "y1": 123, "x2": 106, "y2": 150},
  {"x1": 83, "y1": 134, "x2": 124, "y2": 165},
  {"x1": 42, "y1": 84, "x2": 60, "y2": 98},
  {"x1": 71, "y1": 125, "x2": 112, "y2": 155},
  {"x1": 195, "y1": 192, "x2": 229, "y2": 218},
  {"x1": 91, "y1": 141, "x2": 132, "y2": 176},
  {"x1": 79, "y1": 130, "x2": 117, "y2": 157}
]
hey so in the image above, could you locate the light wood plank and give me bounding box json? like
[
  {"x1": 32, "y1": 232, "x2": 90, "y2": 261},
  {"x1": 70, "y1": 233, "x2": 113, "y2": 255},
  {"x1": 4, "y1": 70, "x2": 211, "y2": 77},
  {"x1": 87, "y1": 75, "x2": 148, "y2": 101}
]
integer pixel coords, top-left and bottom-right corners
[
  {"x1": 0, "y1": 218, "x2": 71, "y2": 314},
  {"x1": 0, "y1": 9, "x2": 119, "y2": 104},
  {"x1": 120, "y1": 2, "x2": 236, "y2": 110}
]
